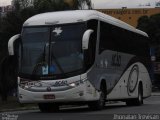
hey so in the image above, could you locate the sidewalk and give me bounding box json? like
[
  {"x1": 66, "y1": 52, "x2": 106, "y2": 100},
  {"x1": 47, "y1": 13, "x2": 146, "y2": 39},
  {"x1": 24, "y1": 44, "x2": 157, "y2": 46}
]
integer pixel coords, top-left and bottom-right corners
[
  {"x1": 0, "y1": 106, "x2": 38, "y2": 113},
  {"x1": 152, "y1": 92, "x2": 160, "y2": 96},
  {"x1": 0, "y1": 96, "x2": 38, "y2": 112}
]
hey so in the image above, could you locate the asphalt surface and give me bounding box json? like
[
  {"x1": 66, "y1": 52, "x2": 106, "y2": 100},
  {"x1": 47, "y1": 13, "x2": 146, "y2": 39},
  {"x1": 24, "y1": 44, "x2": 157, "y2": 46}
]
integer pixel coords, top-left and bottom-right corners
[{"x1": 1, "y1": 95, "x2": 160, "y2": 120}]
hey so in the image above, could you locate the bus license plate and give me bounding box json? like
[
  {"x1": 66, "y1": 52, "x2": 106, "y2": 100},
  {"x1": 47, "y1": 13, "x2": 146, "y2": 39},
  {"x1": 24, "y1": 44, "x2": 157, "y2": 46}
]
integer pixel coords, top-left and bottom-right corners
[{"x1": 43, "y1": 94, "x2": 55, "y2": 99}]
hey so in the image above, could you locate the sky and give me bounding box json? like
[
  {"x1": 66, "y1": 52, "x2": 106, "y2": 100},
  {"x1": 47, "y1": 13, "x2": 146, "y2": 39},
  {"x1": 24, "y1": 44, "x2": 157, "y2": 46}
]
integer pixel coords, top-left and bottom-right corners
[
  {"x1": 0, "y1": 0, "x2": 160, "y2": 8},
  {"x1": 0, "y1": 0, "x2": 12, "y2": 6}
]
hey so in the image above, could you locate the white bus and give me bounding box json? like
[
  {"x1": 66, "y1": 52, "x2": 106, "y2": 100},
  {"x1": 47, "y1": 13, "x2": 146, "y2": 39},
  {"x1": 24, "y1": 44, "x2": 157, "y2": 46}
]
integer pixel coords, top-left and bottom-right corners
[{"x1": 8, "y1": 10, "x2": 152, "y2": 112}]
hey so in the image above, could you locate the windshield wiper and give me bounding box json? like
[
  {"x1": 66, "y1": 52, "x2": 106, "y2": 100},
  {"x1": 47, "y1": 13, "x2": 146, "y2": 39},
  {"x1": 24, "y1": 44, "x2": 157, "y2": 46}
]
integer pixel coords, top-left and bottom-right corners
[
  {"x1": 31, "y1": 43, "x2": 49, "y2": 75},
  {"x1": 50, "y1": 44, "x2": 65, "y2": 74}
]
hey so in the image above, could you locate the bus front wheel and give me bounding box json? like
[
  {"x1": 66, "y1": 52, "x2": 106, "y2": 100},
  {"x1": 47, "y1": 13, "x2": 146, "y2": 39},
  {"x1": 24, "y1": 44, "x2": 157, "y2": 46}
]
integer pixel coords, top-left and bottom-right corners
[{"x1": 88, "y1": 84, "x2": 106, "y2": 110}]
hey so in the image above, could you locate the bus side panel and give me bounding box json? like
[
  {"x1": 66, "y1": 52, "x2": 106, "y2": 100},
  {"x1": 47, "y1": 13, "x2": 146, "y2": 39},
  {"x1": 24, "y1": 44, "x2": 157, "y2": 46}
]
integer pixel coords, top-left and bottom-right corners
[
  {"x1": 87, "y1": 50, "x2": 134, "y2": 97},
  {"x1": 139, "y1": 63, "x2": 152, "y2": 98},
  {"x1": 107, "y1": 62, "x2": 151, "y2": 100},
  {"x1": 87, "y1": 50, "x2": 151, "y2": 100}
]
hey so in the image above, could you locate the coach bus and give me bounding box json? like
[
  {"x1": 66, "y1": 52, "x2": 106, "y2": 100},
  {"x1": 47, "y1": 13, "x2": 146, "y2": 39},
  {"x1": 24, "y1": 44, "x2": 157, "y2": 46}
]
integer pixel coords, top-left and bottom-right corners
[{"x1": 8, "y1": 10, "x2": 152, "y2": 112}]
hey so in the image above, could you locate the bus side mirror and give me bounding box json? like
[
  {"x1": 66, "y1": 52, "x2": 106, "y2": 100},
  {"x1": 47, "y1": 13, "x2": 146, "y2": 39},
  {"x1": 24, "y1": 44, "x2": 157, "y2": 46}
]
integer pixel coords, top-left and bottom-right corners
[
  {"x1": 8, "y1": 34, "x2": 20, "y2": 56},
  {"x1": 82, "y1": 29, "x2": 94, "y2": 50}
]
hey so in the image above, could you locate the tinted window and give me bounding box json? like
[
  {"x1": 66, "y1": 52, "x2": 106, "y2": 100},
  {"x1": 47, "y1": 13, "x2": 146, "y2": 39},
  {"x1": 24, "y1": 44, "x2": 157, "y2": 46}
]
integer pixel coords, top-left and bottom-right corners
[
  {"x1": 99, "y1": 21, "x2": 149, "y2": 58},
  {"x1": 99, "y1": 22, "x2": 117, "y2": 54}
]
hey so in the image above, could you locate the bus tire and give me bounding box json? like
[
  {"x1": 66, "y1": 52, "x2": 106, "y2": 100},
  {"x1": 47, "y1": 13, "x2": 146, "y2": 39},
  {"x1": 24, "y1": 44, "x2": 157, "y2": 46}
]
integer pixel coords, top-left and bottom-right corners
[
  {"x1": 126, "y1": 84, "x2": 143, "y2": 106},
  {"x1": 88, "y1": 83, "x2": 106, "y2": 110},
  {"x1": 135, "y1": 84, "x2": 143, "y2": 105},
  {"x1": 38, "y1": 103, "x2": 59, "y2": 112}
]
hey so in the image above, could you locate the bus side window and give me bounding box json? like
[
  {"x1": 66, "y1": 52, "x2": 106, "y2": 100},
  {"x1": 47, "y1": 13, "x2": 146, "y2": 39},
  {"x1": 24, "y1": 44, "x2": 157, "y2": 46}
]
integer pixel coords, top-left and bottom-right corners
[{"x1": 99, "y1": 22, "x2": 116, "y2": 54}]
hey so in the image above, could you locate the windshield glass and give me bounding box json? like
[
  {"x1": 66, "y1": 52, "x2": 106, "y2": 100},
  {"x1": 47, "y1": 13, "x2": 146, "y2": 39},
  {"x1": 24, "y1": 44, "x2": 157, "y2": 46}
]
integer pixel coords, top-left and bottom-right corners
[{"x1": 20, "y1": 23, "x2": 86, "y2": 79}]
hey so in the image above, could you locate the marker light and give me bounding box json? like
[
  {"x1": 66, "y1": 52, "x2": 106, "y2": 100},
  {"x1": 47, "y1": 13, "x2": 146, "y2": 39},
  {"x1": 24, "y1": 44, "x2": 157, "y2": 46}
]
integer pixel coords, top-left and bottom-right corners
[{"x1": 68, "y1": 79, "x2": 86, "y2": 88}]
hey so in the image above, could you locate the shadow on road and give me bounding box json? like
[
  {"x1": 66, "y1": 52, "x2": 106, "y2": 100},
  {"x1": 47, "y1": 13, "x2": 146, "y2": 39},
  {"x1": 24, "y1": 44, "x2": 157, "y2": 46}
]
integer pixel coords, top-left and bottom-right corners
[
  {"x1": 32, "y1": 103, "x2": 130, "y2": 113},
  {"x1": 18, "y1": 100, "x2": 153, "y2": 114}
]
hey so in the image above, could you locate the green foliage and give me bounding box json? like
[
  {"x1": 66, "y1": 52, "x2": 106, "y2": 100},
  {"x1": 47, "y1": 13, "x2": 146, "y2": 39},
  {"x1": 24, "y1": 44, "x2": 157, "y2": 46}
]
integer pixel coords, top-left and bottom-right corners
[
  {"x1": 34, "y1": 0, "x2": 70, "y2": 12},
  {"x1": 137, "y1": 13, "x2": 160, "y2": 61},
  {"x1": 34, "y1": 0, "x2": 54, "y2": 12},
  {"x1": 137, "y1": 14, "x2": 160, "y2": 45},
  {"x1": 1, "y1": 12, "x2": 22, "y2": 35},
  {"x1": 72, "y1": 0, "x2": 92, "y2": 9},
  {"x1": 0, "y1": 56, "x2": 18, "y2": 101}
]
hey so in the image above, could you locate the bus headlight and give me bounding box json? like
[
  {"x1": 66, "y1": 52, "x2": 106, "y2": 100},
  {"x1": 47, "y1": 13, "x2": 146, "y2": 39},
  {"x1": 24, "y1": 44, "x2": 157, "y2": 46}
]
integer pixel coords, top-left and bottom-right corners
[
  {"x1": 19, "y1": 78, "x2": 36, "y2": 89},
  {"x1": 69, "y1": 83, "x2": 77, "y2": 87},
  {"x1": 24, "y1": 85, "x2": 29, "y2": 89},
  {"x1": 19, "y1": 79, "x2": 29, "y2": 89},
  {"x1": 68, "y1": 79, "x2": 86, "y2": 88}
]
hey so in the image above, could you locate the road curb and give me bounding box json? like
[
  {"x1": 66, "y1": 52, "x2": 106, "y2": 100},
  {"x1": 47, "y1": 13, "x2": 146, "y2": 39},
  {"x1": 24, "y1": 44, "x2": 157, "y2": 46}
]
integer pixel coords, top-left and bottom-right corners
[
  {"x1": 0, "y1": 107, "x2": 38, "y2": 113},
  {"x1": 151, "y1": 92, "x2": 160, "y2": 96}
]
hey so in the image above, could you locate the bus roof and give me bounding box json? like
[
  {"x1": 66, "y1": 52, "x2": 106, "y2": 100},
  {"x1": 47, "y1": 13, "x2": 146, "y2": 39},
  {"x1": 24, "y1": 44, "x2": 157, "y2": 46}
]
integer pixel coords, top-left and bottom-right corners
[{"x1": 23, "y1": 10, "x2": 148, "y2": 37}]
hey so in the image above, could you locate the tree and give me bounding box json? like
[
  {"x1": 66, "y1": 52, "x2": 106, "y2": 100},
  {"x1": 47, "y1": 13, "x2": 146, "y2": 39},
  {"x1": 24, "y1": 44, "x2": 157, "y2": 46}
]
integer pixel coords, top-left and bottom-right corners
[
  {"x1": 33, "y1": 0, "x2": 92, "y2": 12},
  {"x1": 72, "y1": 0, "x2": 92, "y2": 9},
  {"x1": 0, "y1": 56, "x2": 18, "y2": 101},
  {"x1": 0, "y1": 0, "x2": 34, "y2": 101},
  {"x1": 13, "y1": 0, "x2": 31, "y2": 10},
  {"x1": 33, "y1": 0, "x2": 71, "y2": 13},
  {"x1": 53, "y1": 0, "x2": 71, "y2": 11},
  {"x1": 137, "y1": 14, "x2": 160, "y2": 45},
  {"x1": 137, "y1": 14, "x2": 160, "y2": 61},
  {"x1": 13, "y1": 0, "x2": 21, "y2": 11}
]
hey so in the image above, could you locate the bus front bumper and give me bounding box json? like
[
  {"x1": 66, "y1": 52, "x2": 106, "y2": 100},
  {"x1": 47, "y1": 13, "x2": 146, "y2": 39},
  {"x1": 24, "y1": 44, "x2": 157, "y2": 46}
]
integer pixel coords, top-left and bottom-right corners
[{"x1": 18, "y1": 81, "x2": 100, "y2": 103}]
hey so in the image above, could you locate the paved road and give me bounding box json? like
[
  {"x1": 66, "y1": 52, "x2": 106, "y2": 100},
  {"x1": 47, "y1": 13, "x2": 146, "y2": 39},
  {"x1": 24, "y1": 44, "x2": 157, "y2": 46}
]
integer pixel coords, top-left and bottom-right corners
[{"x1": 1, "y1": 96, "x2": 160, "y2": 120}]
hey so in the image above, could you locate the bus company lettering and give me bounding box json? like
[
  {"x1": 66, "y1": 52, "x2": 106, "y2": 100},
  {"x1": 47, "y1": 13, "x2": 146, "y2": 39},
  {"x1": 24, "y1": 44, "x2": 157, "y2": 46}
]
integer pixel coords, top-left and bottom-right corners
[
  {"x1": 54, "y1": 80, "x2": 68, "y2": 87},
  {"x1": 111, "y1": 54, "x2": 121, "y2": 66}
]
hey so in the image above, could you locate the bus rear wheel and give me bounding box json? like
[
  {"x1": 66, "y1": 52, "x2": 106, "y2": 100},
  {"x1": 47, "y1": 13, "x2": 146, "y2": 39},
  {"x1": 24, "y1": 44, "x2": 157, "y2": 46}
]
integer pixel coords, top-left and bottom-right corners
[
  {"x1": 135, "y1": 84, "x2": 143, "y2": 105},
  {"x1": 126, "y1": 84, "x2": 143, "y2": 106},
  {"x1": 38, "y1": 103, "x2": 59, "y2": 112}
]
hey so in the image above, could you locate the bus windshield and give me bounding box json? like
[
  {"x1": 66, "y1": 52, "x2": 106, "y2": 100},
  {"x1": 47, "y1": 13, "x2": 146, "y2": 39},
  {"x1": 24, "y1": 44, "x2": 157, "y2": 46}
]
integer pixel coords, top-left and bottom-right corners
[{"x1": 20, "y1": 23, "x2": 86, "y2": 79}]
